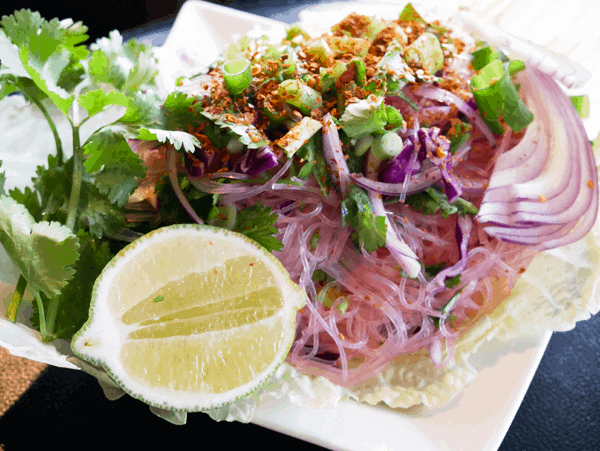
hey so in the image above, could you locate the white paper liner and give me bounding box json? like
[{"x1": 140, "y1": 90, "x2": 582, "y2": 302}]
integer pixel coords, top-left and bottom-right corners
[{"x1": 1, "y1": 0, "x2": 599, "y2": 426}]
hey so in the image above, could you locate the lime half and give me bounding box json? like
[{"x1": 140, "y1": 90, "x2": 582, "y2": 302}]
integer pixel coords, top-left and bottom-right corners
[{"x1": 71, "y1": 224, "x2": 305, "y2": 412}]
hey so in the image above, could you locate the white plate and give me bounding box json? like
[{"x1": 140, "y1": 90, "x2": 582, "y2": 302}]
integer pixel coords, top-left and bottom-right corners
[{"x1": 154, "y1": 2, "x2": 568, "y2": 450}]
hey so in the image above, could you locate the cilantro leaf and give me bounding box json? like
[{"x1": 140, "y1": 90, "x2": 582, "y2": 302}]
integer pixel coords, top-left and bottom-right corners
[
  {"x1": 77, "y1": 88, "x2": 129, "y2": 118},
  {"x1": 405, "y1": 187, "x2": 478, "y2": 218},
  {"x1": 339, "y1": 95, "x2": 387, "y2": 139},
  {"x1": 201, "y1": 110, "x2": 268, "y2": 149},
  {"x1": 0, "y1": 195, "x2": 79, "y2": 298},
  {"x1": 137, "y1": 128, "x2": 200, "y2": 153},
  {"x1": 82, "y1": 125, "x2": 145, "y2": 176},
  {"x1": 94, "y1": 169, "x2": 140, "y2": 208},
  {"x1": 77, "y1": 183, "x2": 126, "y2": 239},
  {"x1": 233, "y1": 201, "x2": 283, "y2": 252},
  {"x1": 295, "y1": 132, "x2": 330, "y2": 197},
  {"x1": 88, "y1": 30, "x2": 158, "y2": 94},
  {"x1": 341, "y1": 186, "x2": 387, "y2": 252},
  {"x1": 30, "y1": 229, "x2": 114, "y2": 340}
]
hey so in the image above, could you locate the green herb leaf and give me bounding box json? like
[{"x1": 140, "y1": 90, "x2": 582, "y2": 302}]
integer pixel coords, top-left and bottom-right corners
[
  {"x1": 444, "y1": 274, "x2": 461, "y2": 288},
  {"x1": 405, "y1": 187, "x2": 478, "y2": 218},
  {"x1": 0, "y1": 195, "x2": 79, "y2": 298},
  {"x1": 295, "y1": 132, "x2": 330, "y2": 197},
  {"x1": 233, "y1": 201, "x2": 283, "y2": 252},
  {"x1": 88, "y1": 31, "x2": 158, "y2": 94},
  {"x1": 201, "y1": 110, "x2": 268, "y2": 149},
  {"x1": 341, "y1": 186, "x2": 387, "y2": 252},
  {"x1": 78, "y1": 88, "x2": 129, "y2": 118},
  {"x1": 339, "y1": 95, "x2": 388, "y2": 139},
  {"x1": 137, "y1": 128, "x2": 200, "y2": 153},
  {"x1": 30, "y1": 229, "x2": 113, "y2": 340}
]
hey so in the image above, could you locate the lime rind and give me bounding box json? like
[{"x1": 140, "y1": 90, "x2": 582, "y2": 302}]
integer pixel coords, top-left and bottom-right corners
[{"x1": 71, "y1": 223, "x2": 306, "y2": 412}]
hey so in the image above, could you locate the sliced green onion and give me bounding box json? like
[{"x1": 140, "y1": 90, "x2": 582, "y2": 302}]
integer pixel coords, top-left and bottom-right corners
[
  {"x1": 470, "y1": 59, "x2": 533, "y2": 133},
  {"x1": 153, "y1": 296, "x2": 165, "y2": 303},
  {"x1": 207, "y1": 204, "x2": 237, "y2": 230},
  {"x1": 350, "y1": 58, "x2": 367, "y2": 86},
  {"x1": 354, "y1": 135, "x2": 374, "y2": 156},
  {"x1": 226, "y1": 136, "x2": 245, "y2": 154},
  {"x1": 570, "y1": 95, "x2": 590, "y2": 119},
  {"x1": 507, "y1": 60, "x2": 526, "y2": 76},
  {"x1": 470, "y1": 46, "x2": 500, "y2": 71},
  {"x1": 318, "y1": 61, "x2": 348, "y2": 92},
  {"x1": 278, "y1": 79, "x2": 323, "y2": 115},
  {"x1": 222, "y1": 58, "x2": 252, "y2": 96},
  {"x1": 371, "y1": 132, "x2": 403, "y2": 160},
  {"x1": 385, "y1": 105, "x2": 404, "y2": 128}
]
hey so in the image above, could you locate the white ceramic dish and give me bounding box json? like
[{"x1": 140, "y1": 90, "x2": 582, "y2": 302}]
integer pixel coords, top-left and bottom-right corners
[
  {"x1": 153, "y1": 2, "x2": 560, "y2": 450},
  {"x1": 1, "y1": 1, "x2": 596, "y2": 449}
]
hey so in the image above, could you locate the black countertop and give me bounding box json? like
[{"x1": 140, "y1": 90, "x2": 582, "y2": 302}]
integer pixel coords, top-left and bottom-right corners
[{"x1": 1, "y1": 1, "x2": 599, "y2": 449}]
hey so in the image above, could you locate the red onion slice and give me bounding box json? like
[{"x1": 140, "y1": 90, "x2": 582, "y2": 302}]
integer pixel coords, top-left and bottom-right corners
[
  {"x1": 410, "y1": 84, "x2": 497, "y2": 145},
  {"x1": 322, "y1": 113, "x2": 351, "y2": 196},
  {"x1": 476, "y1": 68, "x2": 598, "y2": 250}
]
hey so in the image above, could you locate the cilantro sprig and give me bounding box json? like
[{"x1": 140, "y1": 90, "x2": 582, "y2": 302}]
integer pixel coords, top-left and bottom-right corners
[
  {"x1": 233, "y1": 201, "x2": 283, "y2": 252},
  {"x1": 0, "y1": 10, "x2": 159, "y2": 341},
  {"x1": 404, "y1": 187, "x2": 478, "y2": 218}
]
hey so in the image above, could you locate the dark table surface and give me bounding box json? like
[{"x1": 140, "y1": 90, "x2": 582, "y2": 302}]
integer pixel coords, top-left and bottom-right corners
[{"x1": 1, "y1": 1, "x2": 599, "y2": 449}]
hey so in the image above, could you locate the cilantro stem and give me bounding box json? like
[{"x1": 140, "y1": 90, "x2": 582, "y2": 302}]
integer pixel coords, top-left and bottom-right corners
[
  {"x1": 66, "y1": 125, "x2": 82, "y2": 231},
  {"x1": 6, "y1": 275, "x2": 28, "y2": 323},
  {"x1": 24, "y1": 93, "x2": 64, "y2": 167},
  {"x1": 34, "y1": 292, "x2": 48, "y2": 340}
]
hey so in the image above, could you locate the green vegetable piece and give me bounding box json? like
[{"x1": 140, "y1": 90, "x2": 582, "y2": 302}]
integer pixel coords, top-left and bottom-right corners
[
  {"x1": 286, "y1": 25, "x2": 310, "y2": 42},
  {"x1": 350, "y1": 58, "x2": 367, "y2": 86},
  {"x1": 306, "y1": 39, "x2": 332, "y2": 64},
  {"x1": 340, "y1": 95, "x2": 387, "y2": 139},
  {"x1": 337, "y1": 299, "x2": 349, "y2": 315},
  {"x1": 153, "y1": 295, "x2": 165, "y2": 303},
  {"x1": 278, "y1": 79, "x2": 323, "y2": 115},
  {"x1": 444, "y1": 274, "x2": 462, "y2": 289},
  {"x1": 341, "y1": 186, "x2": 387, "y2": 252},
  {"x1": 329, "y1": 36, "x2": 370, "y2": 58},
  {"x1": 470, "y1": 46, "x2": 500, "y2": 71},
  {"x1": 570, "y1": 95, "x2": 590, "y2": 119},
  {"x1": 405, "y1": 187, "x2": 478, "y2": 218},
  {"x1": 384, "y1": 105, "x2": 404, "y2": 129},
  {"x1": 354, "y1": 135, "x2": 374, "y2": 156},
  {"x1": 405, "y1": 32, "x2": 444, "y2": 75},
  {"x1": 318, "y1": 60, "x2": 348, "y2": 92},
  {"x1": 277, "y1": 117, "x2": 323, "y2": 158},
  {"x1": 371, "y1": 132, "x2": 403, "y2": 160},
  {"x1": 222, "y1": 58, "x2": 252, "y2": 96},
  {"x1": 398, "y1": 3, "x2": 428, "y2": 25},
  {"x1": 470, "y1": 59, "x2": 534, "y2": 133}
]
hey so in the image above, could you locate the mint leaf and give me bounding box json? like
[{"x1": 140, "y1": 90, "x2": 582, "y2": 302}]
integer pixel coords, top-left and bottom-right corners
[
  {"x1": 0, "y1": 196, "x2": 79, "y2": 298},
  {"x1": 30, "y1": 229, "x2": 114, "y2": 340},
  {"x1": 233, "y1": 201, "x2": 283, "y2": 252},
  {"x1": 341, "y1": 186, "x2": 387, "y2": 252}
]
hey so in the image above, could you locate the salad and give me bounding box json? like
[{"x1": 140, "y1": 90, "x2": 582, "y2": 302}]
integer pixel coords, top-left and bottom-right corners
[{"x1": 0, "y1": 3, "x2": 598, "y2": 404}]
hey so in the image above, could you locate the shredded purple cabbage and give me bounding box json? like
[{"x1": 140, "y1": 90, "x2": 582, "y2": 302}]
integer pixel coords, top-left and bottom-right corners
[
  {"x1": 378, "y1": 136, "x2": 420, "y2": 184},
  {"x1": 417, "y1": 127, "x2": 463, "y2": 203},
  {"x1": 234, "y1": 145, "x2": 279, "y2": 176},
  {"x1": 184, "y1": 147, "x2": 216, "y2": 178}
]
